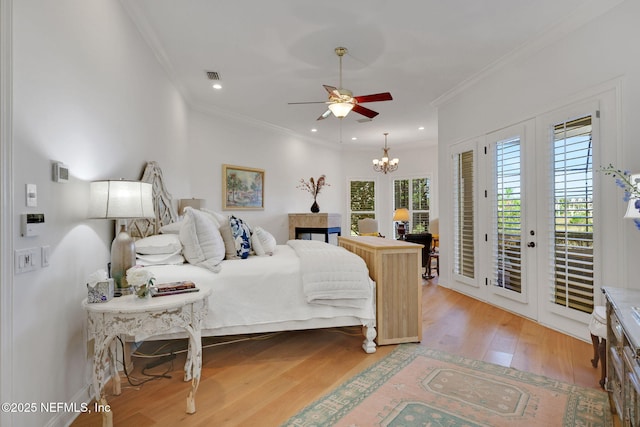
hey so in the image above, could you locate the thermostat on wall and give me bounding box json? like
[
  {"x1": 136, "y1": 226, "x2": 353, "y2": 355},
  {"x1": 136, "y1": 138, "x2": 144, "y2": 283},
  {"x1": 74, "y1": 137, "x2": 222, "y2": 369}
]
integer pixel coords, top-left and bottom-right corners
[
  {"x1": 21, "y1": 213, "x2": 44, "y2": 237},
  {"x1": 52, "y1": 161, "x2": 69, "y2": 183}
]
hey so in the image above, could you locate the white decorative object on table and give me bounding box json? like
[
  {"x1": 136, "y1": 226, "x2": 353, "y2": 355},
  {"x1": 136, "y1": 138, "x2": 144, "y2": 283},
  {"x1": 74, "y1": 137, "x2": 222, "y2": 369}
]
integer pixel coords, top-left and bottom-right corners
[
  {"x1": 82, "y1": 286, "x2": 211, "y2": 427},
  {"x1": 126, "y1": 266, "x2": 155, "y2": 299}
]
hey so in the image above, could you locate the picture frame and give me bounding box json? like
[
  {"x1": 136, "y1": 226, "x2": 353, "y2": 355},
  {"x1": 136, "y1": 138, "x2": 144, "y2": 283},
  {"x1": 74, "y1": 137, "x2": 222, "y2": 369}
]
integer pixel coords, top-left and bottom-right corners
[{"x1": 222, "y1": 164, "x2": 265, "y2": 210}]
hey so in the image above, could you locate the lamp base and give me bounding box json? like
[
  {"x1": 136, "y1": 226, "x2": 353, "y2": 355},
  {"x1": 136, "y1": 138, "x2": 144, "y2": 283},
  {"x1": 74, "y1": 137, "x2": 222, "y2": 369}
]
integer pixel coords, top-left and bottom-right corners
[
  {"x1": 111, "y1": 224, "x2": 136, "y2": 295},
  {"x1": 397, "y1": 223, "x2": 406, "y2": 240}
]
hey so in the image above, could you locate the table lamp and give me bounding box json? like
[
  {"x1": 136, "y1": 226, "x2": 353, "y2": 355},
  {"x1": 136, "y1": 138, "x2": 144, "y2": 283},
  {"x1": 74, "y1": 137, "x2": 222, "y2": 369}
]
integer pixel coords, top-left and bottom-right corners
[
  {"x1": 89, "y1": 180, "x2": 154, "y2": 294},
  {"x1": 393, "y1": 208, "x2": 410, "y2": 240}
]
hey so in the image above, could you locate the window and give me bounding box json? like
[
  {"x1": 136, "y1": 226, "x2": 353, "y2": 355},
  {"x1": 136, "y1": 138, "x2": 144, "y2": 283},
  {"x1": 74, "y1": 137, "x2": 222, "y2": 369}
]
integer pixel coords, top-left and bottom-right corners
[
  {"x1": 453, "y1": 150, "x2": 475, "y2": 279},
  {"x1": 393, "y1": 177, "x2": 431, "y2": 238},
  {"x1": 551, "y1": 115, "x2": 594, "y2": 314},
  {"x1": 349, "y1": 179, "x2": 376, "y2": 236}
]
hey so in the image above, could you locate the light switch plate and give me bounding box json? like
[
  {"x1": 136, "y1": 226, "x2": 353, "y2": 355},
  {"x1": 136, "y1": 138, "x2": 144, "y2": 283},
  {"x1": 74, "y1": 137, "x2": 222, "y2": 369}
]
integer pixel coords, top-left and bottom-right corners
[{"x1": 26, "y1": 184, "x2": 37, "y2": 207}]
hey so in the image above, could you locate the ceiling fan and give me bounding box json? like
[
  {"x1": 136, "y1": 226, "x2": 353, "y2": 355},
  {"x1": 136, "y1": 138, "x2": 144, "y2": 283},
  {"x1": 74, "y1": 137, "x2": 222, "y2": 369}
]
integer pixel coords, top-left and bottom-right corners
[{"x1": 289, "y1": 47, "x2": 393, "y2": 121}]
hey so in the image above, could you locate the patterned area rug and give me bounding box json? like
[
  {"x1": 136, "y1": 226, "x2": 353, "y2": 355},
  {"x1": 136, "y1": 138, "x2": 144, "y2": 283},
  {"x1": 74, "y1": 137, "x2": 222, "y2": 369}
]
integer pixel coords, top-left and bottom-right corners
[{"x1": 283, "y1": 344, "x2": 612, "y2": 427}]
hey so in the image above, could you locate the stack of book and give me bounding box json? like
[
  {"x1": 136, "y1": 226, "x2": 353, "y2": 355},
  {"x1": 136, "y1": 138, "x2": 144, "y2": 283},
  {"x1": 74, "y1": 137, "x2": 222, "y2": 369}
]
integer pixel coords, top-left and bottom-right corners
[{"x1": 153, "y1": 281, "x2": 199, "y2": 297}]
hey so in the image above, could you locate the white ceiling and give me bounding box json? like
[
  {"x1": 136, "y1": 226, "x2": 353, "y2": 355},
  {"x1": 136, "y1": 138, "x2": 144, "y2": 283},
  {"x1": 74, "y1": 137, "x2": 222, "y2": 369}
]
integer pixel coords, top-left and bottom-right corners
[{"x1": 122, "y1": 0, "x2": 589, "y2": 148}]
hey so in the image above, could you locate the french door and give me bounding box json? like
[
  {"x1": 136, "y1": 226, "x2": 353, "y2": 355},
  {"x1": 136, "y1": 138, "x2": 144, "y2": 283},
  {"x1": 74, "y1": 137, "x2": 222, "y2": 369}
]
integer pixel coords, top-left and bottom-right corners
[
  {"x1": 452, "y1": 102, "x2": 601, "y2": 332},
  {"x1": 484, "y1": 121, "x2": 538, "y2": 319}
]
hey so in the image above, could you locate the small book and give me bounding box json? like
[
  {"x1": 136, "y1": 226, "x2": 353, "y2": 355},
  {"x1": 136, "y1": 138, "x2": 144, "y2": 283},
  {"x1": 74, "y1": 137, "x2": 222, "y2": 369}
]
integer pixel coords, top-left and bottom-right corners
[{"x1": 153, "y1": 281, "x2": 199, "y2": 297}]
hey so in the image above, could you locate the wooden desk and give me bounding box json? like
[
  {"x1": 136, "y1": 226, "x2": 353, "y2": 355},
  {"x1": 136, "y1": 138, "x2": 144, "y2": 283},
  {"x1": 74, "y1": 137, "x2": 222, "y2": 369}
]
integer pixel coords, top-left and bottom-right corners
[
  {"x1": 288, "y1": 213, "x2": 341, "y2": 243},
  {"x1": 83, "y1": 287, "x2": 211, "y2": 426},
  {"x1": 338, "y1": 236, "x2": 423, "y2": 345}
]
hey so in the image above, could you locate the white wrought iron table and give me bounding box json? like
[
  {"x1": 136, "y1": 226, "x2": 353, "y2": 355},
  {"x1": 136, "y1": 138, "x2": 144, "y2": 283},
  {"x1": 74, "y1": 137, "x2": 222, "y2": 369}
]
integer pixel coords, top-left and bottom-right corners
[{"x1": 82, "y1": 286, "x2": 211, "y2": 427}]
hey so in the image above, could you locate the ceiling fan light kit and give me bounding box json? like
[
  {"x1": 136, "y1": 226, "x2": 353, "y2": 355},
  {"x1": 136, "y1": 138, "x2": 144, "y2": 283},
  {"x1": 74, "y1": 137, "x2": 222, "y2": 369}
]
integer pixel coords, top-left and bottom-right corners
[
  {"x1": 289, "y1": 46, "x2": 393, "y2": 121},
  {"x1": 373, "y1": 133, "x2": 399, "y2": 174}
]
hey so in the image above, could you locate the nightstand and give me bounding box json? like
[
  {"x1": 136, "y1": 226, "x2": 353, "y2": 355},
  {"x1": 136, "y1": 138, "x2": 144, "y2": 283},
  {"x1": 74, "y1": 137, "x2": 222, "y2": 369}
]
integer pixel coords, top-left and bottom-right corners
[{"x1": 82, "y1": 286, "x2": 211, "y2": 427}]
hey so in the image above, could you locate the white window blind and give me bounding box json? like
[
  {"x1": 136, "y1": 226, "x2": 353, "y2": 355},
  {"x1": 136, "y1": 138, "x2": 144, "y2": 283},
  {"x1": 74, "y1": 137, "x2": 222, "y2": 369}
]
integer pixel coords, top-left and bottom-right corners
[
  {"x1": 493, "y1": 137, "x2": 522, "y2": 293},
  {"x1": 551, "y1": 115, "x2": 594, "y2": 314},
  {"x1": 453, "y1": 150, "x2": 475, "y2": 279}
]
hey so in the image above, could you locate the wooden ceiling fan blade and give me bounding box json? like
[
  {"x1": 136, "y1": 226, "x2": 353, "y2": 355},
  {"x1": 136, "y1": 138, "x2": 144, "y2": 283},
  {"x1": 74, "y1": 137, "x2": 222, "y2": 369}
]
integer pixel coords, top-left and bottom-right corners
[
  {"x1": 352, "y1": 104, "x2": 379, "y2": 119},
  {"x1": 317, "y1": 109, "x2": 332, "y2": 120},
  {"x1": 354, "y1": 92, "x2": 393, "y2": 103}
]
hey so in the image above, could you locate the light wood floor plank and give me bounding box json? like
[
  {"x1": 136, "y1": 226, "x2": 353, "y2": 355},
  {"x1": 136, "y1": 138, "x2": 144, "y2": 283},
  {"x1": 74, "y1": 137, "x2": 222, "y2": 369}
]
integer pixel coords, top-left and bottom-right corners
[{"x1": 72, "y1": 280, "x2": 607, "y2": 426}]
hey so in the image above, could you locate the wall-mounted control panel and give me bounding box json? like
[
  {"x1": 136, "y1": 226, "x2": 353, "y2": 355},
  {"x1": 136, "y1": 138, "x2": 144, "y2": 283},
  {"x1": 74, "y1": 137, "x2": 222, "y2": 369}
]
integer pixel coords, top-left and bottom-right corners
[
  {"x1": 21, "y1": 213, "x2": 44, "y2": 237},
  {"x1": 52, "y1": 161, "x2": 69, "y2": 183}
]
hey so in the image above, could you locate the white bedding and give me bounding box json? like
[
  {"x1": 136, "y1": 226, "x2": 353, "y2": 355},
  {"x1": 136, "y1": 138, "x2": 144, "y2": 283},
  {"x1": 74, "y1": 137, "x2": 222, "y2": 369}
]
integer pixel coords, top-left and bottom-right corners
[{"x1": 145, "y1": 244, "x2": 376, "y2": 335}]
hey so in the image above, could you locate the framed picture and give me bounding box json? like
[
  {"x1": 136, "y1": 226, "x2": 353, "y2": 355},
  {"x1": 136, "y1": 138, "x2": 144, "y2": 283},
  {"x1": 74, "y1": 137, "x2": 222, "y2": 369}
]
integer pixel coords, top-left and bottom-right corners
[{"x1": 222, "y1": 164, "x2": 265, "y2": 210}]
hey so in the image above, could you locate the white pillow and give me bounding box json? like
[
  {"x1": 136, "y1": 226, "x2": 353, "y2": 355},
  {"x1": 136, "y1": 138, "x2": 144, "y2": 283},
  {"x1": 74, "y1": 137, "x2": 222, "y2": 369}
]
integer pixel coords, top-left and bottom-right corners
[
  {"x1": 136, "y1": 251, "x2": 185, "y2": 266},
  {"x1": 135, "y1": 234, "x2": 182, "y2": 255},
  {"x1": 159, "y1": 221, "x2": 182, "y2": 234},
  {"x1": 179, "y1": 207, "x2": 225, "y2": 272},
  {"x1": 251, "y1": 226, "x2": 277, "y2": 256},
  {"x1": 201, "y1": 208, "x2": 228, "y2": 228}
]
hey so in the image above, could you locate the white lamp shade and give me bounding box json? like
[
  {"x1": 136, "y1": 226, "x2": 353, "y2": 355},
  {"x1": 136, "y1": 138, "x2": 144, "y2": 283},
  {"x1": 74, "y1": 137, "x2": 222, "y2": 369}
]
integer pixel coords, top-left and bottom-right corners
[
  {"x1": 89, "y1": 180, "x2": 154, "y2": 219},
  {"x1": 327, "y1": 102, "x2": 354, "y2": 118}
]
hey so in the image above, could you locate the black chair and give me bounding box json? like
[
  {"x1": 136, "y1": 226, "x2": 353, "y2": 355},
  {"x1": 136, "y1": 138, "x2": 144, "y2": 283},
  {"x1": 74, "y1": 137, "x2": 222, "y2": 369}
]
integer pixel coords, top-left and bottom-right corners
[{"x1": 404, "y1": 233, "x2": 433, "y2": 279}]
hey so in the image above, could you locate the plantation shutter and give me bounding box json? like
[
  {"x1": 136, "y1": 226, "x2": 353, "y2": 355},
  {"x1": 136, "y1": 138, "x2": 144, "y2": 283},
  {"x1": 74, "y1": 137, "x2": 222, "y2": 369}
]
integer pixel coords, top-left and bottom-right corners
[
  {"x1": 551, "y1": 115, "x2": 594, "y2": 314},
  {"x1": 393, "y1": 177, "x2": 431, "y2": 236},
  {"x1": 493, "y1": 137, "x2": 523, "y2": 293},
  {"x1": 453, "y1": 150, "x2": 475, "y2": 279}
]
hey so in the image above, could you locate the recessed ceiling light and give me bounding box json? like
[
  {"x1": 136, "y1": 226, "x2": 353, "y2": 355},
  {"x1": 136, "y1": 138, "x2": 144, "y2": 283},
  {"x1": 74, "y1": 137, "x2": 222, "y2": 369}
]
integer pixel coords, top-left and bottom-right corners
[
  {"x1": 311, "y1": 128, "x2": 317, "y2": 132},
  {"x1": 212, "y1": 83, "x2": 222, "y2": 90},
  {"x1": 351, "y1": 137, "x2": 357, "y2": 141},
  {"x1": 418, "y1": 126, "x2": 425, "y2": 130}
]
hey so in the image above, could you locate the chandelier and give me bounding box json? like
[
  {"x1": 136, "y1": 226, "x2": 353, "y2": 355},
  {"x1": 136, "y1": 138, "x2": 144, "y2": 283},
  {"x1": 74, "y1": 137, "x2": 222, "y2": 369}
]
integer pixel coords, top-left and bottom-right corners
[{"x1": 372, "y1": 133, "x2": 399, "y2": 174}]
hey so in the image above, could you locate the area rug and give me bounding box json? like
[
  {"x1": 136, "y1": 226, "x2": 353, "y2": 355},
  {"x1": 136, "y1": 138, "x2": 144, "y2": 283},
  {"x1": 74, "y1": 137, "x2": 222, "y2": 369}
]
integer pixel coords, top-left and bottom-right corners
[{"x1": 283, "y1": 344, "x2": 612, "y2": 427}]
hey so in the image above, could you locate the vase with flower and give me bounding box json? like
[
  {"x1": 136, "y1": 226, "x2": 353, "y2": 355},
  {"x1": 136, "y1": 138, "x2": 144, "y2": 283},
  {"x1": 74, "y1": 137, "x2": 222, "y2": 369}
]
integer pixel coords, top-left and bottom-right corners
[
  {"x1": 126, "y1": 266, "x2": 156, "y2": 299},
  {"x1": 601, "y1": 164, "x2": 640, "y2": 229},
  {"x1": 297, "y1": 175, "x2": 330, "y2": 213}
]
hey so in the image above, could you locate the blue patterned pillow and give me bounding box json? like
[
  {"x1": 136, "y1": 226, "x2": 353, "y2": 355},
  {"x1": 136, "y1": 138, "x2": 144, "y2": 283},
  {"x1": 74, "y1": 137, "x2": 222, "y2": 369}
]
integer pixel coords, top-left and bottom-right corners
[{"x1": 229, "y1": 216, "x2": 251, "y2": 259}]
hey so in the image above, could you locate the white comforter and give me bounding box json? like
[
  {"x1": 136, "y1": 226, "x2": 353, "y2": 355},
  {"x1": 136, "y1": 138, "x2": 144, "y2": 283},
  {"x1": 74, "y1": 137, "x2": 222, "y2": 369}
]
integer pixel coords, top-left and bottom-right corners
[
  {"x1": 287, "y1": 239, "x2": 371, "y2": 308},
  {"x1": 145, "y1": 244, "x2": 375, "y2": 335}
]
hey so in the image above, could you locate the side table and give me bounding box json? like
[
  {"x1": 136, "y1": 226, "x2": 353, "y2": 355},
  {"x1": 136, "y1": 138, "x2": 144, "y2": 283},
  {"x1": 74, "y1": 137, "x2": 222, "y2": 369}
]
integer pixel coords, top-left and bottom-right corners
[{"x1": 82, "y1": 286, "x2": 211, "y2": 427}]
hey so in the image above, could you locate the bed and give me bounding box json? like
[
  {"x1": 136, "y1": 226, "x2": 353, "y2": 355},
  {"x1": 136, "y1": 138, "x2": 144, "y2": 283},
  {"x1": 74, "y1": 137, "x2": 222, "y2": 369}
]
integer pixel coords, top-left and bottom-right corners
[{"x1": 125, "y1": 162, "x2": 377, "y2": 353}]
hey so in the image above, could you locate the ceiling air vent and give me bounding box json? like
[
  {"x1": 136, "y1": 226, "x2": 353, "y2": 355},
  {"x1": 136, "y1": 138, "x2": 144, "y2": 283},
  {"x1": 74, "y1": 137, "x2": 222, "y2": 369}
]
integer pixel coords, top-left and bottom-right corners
[{"x1": 206, "y1": 71, "x2": 220, "y2": 80}]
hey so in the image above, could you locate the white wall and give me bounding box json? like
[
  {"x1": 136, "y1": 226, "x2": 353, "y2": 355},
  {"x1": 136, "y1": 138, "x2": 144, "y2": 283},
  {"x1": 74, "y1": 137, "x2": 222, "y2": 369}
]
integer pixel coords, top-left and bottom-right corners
[
  {"x1": 187, "y1": 108, "x2": 346, "y2": 242},
  {"x1": 11, "y1": 1, "x2": 190, "y2": 426},
  {"x1": 436, "y1": 1, "x2": 640, "y2": 322}
]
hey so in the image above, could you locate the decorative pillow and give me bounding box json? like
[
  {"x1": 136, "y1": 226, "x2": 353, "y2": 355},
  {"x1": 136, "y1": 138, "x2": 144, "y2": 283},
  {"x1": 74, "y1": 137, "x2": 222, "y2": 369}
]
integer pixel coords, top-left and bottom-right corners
[
  {"x1": 179, "y1": 207, "x2": 225, "y2": 272},
  {"x1": 201, "y1": 209, "x2": 228, "y2": 228},
  {"x1": 219, "y1": 222, "x2": 239, "y2": 260},
  {"x1": 229, "y1": 216, "x2": 251, "y2": 259},
  {"x1": 136, "y1": 251, "x2": 185, "y2": 266},
  {"x1": 135, "y1": 234, "x2": 182, "y2": 255},
  {"x1": 251, "y1": 226, "x2": 277, "y2": 256},
  {"x1": 159, "y1": 221, "x2": 182, "y2": 234}
]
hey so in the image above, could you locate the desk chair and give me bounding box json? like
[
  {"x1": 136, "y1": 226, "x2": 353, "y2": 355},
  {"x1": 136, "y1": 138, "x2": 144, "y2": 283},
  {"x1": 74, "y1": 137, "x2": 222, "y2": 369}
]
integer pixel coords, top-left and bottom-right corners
[{"x1": 404, "y1": 232, "x2": 433, "y2": 279}]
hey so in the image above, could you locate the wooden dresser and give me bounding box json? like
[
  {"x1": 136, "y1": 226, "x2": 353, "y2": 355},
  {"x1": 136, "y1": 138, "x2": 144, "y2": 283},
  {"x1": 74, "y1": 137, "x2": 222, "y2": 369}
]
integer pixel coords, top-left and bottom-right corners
[
  {"x1": 603, "y1": 286, "x2": 640, "y2": 426},
  {"x1": 338, "y1": 236, "x2": 423, "y2": 345}
]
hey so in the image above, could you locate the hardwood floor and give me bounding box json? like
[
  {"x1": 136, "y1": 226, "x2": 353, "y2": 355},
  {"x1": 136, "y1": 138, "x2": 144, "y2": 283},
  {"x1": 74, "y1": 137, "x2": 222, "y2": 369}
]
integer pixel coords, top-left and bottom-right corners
[{"x1": 72, "y1": 279, "x2": 607, "y2": 426}]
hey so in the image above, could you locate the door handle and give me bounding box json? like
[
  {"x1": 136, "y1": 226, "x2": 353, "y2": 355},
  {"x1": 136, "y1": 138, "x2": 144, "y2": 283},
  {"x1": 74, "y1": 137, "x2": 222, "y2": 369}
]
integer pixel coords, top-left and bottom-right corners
[{"x1": 527, "y1": 242, "x2": 536, "y2": 248}]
